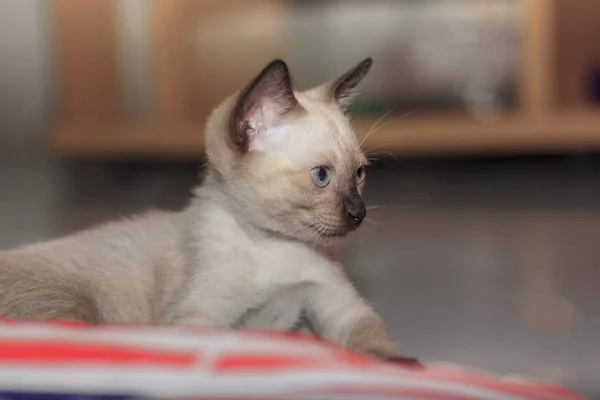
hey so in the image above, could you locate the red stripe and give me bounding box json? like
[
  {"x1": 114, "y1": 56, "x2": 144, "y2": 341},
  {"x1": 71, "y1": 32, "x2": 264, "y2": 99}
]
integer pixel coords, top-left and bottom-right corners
[
  {"x1": 0, "y1": 340, "x2": 196, "y2": 367},
  {"x1": 216, "y1": 354, "x2": 319, "y2": 371},
  {"x1": 334, "y1": 350, "x2": 379, "y2": 367},
  {"x1": 215, "y1": 354, "x2": 351, "y2": 372}
]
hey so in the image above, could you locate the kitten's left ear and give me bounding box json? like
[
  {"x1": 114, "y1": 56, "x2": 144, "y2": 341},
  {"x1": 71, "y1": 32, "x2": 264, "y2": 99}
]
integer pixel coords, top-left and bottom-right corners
[
  {"x1": 332, "y1": 58, "x2": 373, "y2": 107},
  {"x1": 229, "y1": 60, "x2": 302, "y2": 152}
]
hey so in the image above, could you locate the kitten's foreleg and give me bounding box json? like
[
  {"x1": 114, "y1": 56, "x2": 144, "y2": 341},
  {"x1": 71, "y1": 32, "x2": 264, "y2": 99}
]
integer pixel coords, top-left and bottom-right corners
[
  {"x1": 304, "y1": 270, "x2": 418, "y2": 363},
  {"x1": 160, "y1": 289, "x2": 242, "y2": 328}
]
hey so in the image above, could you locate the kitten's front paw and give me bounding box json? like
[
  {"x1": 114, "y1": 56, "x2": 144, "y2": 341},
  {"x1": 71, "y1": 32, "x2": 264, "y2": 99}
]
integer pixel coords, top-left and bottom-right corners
[
  {"x1": 346, "y1": 315, "x2": 422, "y2": 367},
  {"x1": 364, "y1": 347, "x2": 422, "y2": 368},
  {"x1": 386, "y1": 355, "x2": 424, "y2": 369}
]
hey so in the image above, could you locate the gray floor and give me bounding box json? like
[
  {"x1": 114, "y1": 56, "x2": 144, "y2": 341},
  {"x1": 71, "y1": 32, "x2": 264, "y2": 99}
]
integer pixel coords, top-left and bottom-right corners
[{"x1": 0, "y1": 152, "x2": 598, "y2": 397}]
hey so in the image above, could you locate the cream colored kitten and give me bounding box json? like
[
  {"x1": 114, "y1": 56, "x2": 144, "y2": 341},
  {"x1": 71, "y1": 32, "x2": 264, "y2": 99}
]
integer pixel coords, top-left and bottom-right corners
[{"x1": 0, "y1": 59, "x2": 418, "y2": 364}]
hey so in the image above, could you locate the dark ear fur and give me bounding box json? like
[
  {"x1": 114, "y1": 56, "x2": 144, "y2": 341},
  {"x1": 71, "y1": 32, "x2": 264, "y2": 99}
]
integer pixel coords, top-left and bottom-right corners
[
  {"x1": 332, "y1": 58, "x2": 373, "y2": 107},
  {"x1": 229, "y1": 60, "x2": 299, "y2": 151}
]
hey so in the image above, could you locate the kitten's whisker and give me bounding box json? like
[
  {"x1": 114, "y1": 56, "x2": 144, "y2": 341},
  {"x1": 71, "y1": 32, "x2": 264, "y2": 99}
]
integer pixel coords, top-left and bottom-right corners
[
  {"x1": 363, "y1": 217, "x2": 383, "y2": 228},
  {"x1": 366, "y1": 151, "x2": 397, "y2": 161},
  {"x1": 303, "y1": 226, "x2": 316, "y2": 245},
  {"x1": 360, "y1": 224, "x2": 375, "y2": 236},
  {"x1": 307, "y1": 225, "x2": 318, "y2": 245},
  {"x1": 315, "y1": 225, "x2": 326, "y2": 245},
  {"x1": 366, "y1": 155, "x2": 381, "y2": 164},
  {"x1": 366, "y1": 112, "x2": 413, "y2": 140},
  {"x1": 305, "y1": 224, "x2": 322, "y2": 246},
  {"x1": 366, "y1": 205, "x2": 388, "y2": 211},
  {"x1": 364, "y1": 142, "x2": 402, "y2": 155},
  {"x1": 362, "y1": 111, "x2": 413, "y2": 155},
  {"x1": 264, "y1": 215, "x2": 281, "y2": 230},
  {"x1": 359, "y1": 102, "x2": 400, "y2": 148}
]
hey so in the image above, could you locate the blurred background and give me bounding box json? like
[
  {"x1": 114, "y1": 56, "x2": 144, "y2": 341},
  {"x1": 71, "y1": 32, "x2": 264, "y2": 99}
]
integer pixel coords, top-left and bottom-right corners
[{"x1": 0, "y1": 0, "x2": 599, "y2": 396}]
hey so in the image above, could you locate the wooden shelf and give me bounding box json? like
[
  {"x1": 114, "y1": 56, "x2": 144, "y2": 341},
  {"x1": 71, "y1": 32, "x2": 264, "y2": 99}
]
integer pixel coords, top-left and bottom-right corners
[
  {"x1": 46, "y1": 123, "x2": 205, "y2": 158},
  {"x1": 47, "y1": 111, "x2": 600, "y2": 159},
  {"x1": 47, "y1": 0, "x2": 600, "y2": 159},
  {"x1": 355, "y1": 111, "x2": 600, "y2": 155}
]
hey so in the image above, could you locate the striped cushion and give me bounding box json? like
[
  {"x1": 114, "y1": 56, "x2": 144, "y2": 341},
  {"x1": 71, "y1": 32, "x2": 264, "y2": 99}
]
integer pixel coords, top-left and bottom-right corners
[{"x1": 0, "y1": 318, "x2": 583, "y2": 400}]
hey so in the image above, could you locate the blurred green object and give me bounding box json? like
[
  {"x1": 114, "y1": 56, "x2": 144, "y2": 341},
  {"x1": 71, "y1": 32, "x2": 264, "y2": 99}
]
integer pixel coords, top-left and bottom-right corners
[{"x1": 346, "y1": 99, "x2": 392, "y2": 118}]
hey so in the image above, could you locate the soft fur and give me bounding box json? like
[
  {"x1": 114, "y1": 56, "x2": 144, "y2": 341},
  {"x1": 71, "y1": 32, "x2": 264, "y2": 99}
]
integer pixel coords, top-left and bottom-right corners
[{"x1": 0, "y1": 59, "x2": 417, "y2": 363}]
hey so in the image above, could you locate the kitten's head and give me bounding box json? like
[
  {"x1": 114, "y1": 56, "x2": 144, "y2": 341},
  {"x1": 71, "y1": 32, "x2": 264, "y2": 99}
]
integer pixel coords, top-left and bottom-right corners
[{"x1": 205, "y1": 59, "x2": 372, "y2": 244}]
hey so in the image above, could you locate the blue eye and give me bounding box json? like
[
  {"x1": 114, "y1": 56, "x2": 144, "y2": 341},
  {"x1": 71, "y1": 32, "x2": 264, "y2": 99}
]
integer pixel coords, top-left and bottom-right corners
[
  {"x1": 355, "y1": 166, "x2": 366, "y2": 185},
  {"x1": 311, "y1": 166, "x2": 331, "y2": 188}
]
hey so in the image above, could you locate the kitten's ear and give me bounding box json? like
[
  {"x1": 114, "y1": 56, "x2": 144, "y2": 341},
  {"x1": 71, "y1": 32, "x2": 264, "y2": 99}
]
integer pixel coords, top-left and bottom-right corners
[
  {"x1": 331, "y1": 58, "x2": 373, "y2": 107},
  {"x1": 229, "y1": 59, "x2": 302, "y2": 151}
]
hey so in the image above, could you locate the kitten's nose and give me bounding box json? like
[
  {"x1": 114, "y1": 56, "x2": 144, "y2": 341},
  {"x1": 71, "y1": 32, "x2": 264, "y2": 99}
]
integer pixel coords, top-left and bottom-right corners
[{"x1": 343, "y1": 194, "x2": 366, "y2": 227}]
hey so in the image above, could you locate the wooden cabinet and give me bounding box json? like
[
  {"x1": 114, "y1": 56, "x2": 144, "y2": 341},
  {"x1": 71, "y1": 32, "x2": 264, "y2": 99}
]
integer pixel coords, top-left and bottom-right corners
[{"x1": 47, "y1": 0, "x2": 600, "y2": 158}]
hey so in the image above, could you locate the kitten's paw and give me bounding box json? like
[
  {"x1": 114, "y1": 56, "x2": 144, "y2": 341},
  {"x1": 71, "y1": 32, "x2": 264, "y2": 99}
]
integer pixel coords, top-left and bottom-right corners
[
  {"x1": 386, "y1": 355, "x2": 424, "y2": 369},
  {"x1": 361, "y1": 346, "x2": 422, "y2": 368}
]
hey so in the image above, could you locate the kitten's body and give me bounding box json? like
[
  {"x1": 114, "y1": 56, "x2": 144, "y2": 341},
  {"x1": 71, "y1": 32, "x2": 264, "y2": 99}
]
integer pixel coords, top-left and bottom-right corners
[
  {"x1": 0, "y1": 60, "x2": 417, "y2": 363},
  {"x1": 0, "y1": 210, "x2": 182, "y2": 324},
  {"x1": 0, "y1": 185, "x2": 383, "y2": 353}
]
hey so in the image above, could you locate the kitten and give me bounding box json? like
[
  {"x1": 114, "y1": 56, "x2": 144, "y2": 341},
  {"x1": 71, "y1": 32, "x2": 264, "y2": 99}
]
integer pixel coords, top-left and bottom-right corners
[{"x1": 0, "y1": 59, "x2": 418, "y2": 363}]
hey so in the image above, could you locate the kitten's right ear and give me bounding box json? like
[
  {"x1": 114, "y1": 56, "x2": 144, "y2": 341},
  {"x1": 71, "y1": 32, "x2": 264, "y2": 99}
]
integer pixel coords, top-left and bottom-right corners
[
  {"x1": 303, "y1": 58, "x2": 373, "y2": 110},
  {"x1": 229, "y1": 60, "x2": 301, "y2": 152},
  {"x1": 332, "y1": 58, "x2": 373, "y2": 107}
]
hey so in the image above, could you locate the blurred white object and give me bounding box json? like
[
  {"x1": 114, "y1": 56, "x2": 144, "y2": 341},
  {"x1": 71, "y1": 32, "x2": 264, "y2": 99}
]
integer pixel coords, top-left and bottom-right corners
[{"x1": 292, "y1": 0, "x2": 520, "y2": 117}]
